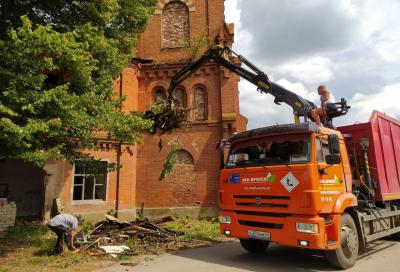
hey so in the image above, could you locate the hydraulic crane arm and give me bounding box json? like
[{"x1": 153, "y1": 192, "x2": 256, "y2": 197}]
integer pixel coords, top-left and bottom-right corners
[
  {"x1": 167, "y1": 45, "x2": 316, "y2": 118},
  {"x1": 146, "y1": 45, "x2": 349, "y2": 133}
]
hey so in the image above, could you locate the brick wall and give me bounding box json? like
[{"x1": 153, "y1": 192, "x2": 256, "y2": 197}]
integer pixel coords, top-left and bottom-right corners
[
  {"x1": 133, "y1": 0, "x2": 245, "y2": 216},
  {"x1": 0, "y1": 199, "x2": 16, "y2": 237},
  {"x1": 44, "y1": 66, "x2": 140, "y2": 221},
  {"x1": 136, "y1": 0, "x2": 225, "y2": 64},
  {"x1": 0, "y1": 160, "x2": 44, "y2": 218}
]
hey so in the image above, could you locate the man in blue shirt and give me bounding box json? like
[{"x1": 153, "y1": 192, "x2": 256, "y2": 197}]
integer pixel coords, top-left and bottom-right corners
[{"x1": 48, "y1": 214, "x2": 83, "y2": 254}]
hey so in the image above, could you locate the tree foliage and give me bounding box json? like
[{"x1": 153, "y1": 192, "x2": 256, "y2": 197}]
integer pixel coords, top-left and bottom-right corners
[{"x1": 0, "y1": 0, "x2": 157, "y2": 167}]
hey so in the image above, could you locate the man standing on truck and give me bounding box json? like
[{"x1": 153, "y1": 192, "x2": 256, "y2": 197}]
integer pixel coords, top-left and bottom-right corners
[
  {"x1": 48, "y1": 213, "x2": 83, "y2": 254},
  {"x1": 311, "y1": 85, "x2": 336, "y2": 126}
]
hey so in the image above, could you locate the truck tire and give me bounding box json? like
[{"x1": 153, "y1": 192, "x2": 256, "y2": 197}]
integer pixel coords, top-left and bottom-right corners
[
  {"x1": 326, "y1": 213, "x2": 359, "y2": 269},
  {"x1": 239, "y1": 238, "x2": 269, "y2": 253}
]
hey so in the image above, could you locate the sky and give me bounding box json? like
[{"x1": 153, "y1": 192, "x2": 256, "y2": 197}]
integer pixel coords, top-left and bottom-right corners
[{"x1": 224, "y1": 0, "x2": 400, "y2": 129}]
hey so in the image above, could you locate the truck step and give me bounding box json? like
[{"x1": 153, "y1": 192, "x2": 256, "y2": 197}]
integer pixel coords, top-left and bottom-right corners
[
  {"x1": 326, "y1": 240, "x2": 336, "y2": 246},
  {"x1": 324, "y1": 219, "x2": 334, "y2": 226}
]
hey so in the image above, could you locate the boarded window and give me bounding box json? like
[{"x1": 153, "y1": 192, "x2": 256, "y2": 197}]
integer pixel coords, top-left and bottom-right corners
[
  {"x1": 194, "y1": 87, "x2": 206, "y2": 121},
  {"x1": 176, "y1": 149, "x2": 194, "y2": 165},
  {"x1": 173, "y1": 88, "x2": 186, "y2": 107},
  {"x1": 161, "y1": 2, "x2": 189, "y2": 48},
  {"x1": 154, "y1": 89, "x2": 166, "y2": 103}
]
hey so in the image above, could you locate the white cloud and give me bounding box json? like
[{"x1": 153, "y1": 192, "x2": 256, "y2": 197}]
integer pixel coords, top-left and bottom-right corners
[
  {"x1": 277, "y1": 57, "x2": 333, "y2": 84},
  {"x1": 239, "y1": 78, "x2": 317, "y2": 129},
  {"x1": 359, "y1": 1, "x2": 400, "y2": 62},
  {"x1": 376, "y1": 39, "x2": 400, "y2": 62},
  {"x1": 237, "y1": 0, "x2": 363, "y2": 63},
  {"x1": 275, "y1": 79, "x2": 319, "y2": 103},
  {"x1": 224, "y1": 0, "x2": 252, "y2": 53},
  {"x1": 224, "y1": 0, "x2": 240, "y2": 25}
]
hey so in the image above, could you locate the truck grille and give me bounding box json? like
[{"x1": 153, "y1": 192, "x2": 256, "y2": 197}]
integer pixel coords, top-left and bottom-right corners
[
  {"x1": 238, "y1": 220, "x2": 284, "y2": 229},
  {"x1": 233, "y1": 195, "x2": 290, "y2": 200},
  {"x1": 233, "y1": 195, "x2": 290, "y2": 231},
  {"x1": 233, "y1": 194, "x2": 290, "y2": 210},
  {"x1": 235, "y1": 202, "x2": 288, "y2": 208},
  {"x1": 235, "y1": 210, "x2": 290, "y2": 217}
]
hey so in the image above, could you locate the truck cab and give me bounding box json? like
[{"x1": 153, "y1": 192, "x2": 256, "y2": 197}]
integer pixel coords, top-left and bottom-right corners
[{"x1": 219, "y1": 122, "x2": 358, "y2": 266}]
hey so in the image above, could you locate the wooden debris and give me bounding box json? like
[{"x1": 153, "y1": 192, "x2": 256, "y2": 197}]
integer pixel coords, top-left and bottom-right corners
[
  {"x1": 75, "y1": 238, "x2": 101, "y2": 254},
  {"x1": 104, "y1": 214, "x2": 130, "y2": 225},
  {"x1": 151, "y1": 216, "x2": 173, "y2": 225},
  {"x1": 87, "y1": 222, "x2": 104, "y2": 236},
  {"x1": 76, "y1": 215, "x2": 178, "y2": 255}
]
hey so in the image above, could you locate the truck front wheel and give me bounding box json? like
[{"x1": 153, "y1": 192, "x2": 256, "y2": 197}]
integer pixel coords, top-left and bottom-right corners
[
  {"x1": 239, "y1": 238, "x2": 269, "y2": 253},
  {"x1": 325, "y1": 213, "x2": 359, "y2": 269}
]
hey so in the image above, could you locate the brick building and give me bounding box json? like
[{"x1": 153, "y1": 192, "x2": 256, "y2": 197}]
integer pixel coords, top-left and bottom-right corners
[{"x1": 0, "y1": 0, "x2": 246, "y2": 220}]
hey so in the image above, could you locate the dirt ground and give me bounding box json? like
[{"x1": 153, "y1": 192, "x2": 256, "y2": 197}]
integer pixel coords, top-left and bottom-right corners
[{"x1": 0, "y1": 238, "x2": 228, "y2": 272}]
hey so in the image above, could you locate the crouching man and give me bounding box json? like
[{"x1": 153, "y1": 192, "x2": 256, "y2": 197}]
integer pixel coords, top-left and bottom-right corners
[{"x1": 48, "y1": 214, "x2": 83, "y2": 254}]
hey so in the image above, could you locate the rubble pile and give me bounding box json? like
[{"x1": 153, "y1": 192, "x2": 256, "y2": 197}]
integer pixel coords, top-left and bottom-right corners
[{"x1": 76, "y1": 214, "x2": 179, "y2": 256}]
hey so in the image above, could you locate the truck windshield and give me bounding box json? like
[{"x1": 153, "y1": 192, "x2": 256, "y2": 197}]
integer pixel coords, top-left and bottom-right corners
[{"x1": 226, "y1": 135, "x2": 311, "y2": 168}]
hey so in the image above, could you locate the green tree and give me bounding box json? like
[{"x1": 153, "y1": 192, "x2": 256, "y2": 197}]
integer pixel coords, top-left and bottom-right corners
[{"x1": 0, "y1": 0, "x2": 157, "y2": 167}]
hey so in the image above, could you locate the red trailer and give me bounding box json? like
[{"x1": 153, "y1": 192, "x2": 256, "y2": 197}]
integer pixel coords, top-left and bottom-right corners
[{"x1": 338, "y1": 111, "x2": 400, "y2": 201}]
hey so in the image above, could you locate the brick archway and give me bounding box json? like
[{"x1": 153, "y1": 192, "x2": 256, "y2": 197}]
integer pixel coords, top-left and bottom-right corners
[{"x1": 154, "y1": 0, "x2": 196, "y2": 15}]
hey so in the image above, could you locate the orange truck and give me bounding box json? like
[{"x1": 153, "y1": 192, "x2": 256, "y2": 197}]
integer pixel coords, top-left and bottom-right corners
[
  {"x1": 218, "y1": 110, "x2": 400, "y2": 269},
  {"x1": 161, "y1": 46, "x2": 400, "y2": 269}
]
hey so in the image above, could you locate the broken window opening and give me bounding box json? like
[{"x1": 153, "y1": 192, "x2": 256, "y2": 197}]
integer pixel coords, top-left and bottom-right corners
[{"x1": 73, "y1": 161, "x2": 107, "y2": 201}]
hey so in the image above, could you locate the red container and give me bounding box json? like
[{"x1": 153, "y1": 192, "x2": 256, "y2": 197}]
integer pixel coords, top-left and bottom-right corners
[{"x1": 338, "y1": 111, "x2": 400, "y2": 201}]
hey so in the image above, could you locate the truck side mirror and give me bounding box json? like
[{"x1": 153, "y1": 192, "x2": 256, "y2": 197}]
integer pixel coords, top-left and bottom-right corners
[
  {"x1": 325, "y1": 154, "x2": 341, "y2": 165},
  {"x1": 216, "y1": 139, "x2": 229, "y2": 169},
  {"x1": 328, "y1": 134, "x2": 340, "y2": 154}
]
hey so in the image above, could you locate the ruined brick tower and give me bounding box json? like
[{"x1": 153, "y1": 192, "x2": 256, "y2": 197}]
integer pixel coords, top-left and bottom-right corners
[{"x1": 133, "y1": 0, "x2": 247, "y2": 217}]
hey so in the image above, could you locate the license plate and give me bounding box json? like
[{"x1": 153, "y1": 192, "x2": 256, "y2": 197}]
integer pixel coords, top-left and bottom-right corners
[{"x1": 248, "y1": 230, "x2": 270, "y2": 240}]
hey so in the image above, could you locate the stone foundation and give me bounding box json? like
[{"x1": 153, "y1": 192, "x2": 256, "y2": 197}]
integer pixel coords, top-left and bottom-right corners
[
  {"x1": 0, "y1": 199, "x2": 17, "y2": 237},
  {"x1": 136, "y1": 206, "x2": 219, "y2": 220}
]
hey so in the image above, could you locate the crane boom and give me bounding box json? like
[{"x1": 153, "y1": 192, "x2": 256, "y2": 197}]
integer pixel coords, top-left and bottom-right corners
[
  {"x1": 145, "y1": 45, "x2": 349, "y2": 133},
  {"x1": 167, "y1": 45, "x2": 315, "y2": 118}
]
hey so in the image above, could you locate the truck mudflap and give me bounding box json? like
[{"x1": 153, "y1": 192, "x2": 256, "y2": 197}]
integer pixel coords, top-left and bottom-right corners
[{"x1": 220, "y1": 211, "x2": 340, "y2": 250}]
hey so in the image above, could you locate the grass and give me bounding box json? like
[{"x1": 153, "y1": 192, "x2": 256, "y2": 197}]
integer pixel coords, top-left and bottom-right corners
[
  {"x1": 0, "y1": 221, "x2": 101, "y2": 271},
  {"x1": 0, "y1": 217, "x2": 222, "y2": 271},
  {"x1": 4, "y1": 221, "x2": 55, "y2": 254},
  {"x1": 163, "y1": 217, "x2": 221, "y2": 241}
]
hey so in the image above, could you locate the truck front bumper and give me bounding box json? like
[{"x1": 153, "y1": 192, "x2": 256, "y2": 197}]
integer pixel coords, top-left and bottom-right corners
[{"x1": 219, "y1": 210, "x2": 338, "y2": 250}]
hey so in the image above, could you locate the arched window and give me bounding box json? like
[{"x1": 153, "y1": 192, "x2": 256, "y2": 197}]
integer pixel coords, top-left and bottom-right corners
[
  {"x1": 161, "y1": 1, "x2": 189, "y2": 48},
  {"x1": 176, "y1": 149, "x2": 194, "y2": 165},
  {"x1": 173, "y1": 88, "x2": 186, "y2": 107},
  {"x1": 194, "y1": 86, "x2": 207, "y2": 121},
  {"x1": 154, "y1": 88, "x2": 166, "y2": 103}
]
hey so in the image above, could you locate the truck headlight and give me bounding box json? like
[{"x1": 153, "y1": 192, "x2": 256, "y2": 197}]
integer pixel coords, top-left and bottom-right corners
[
  {"x1": 296, "y1": 222, "x2": 319, "y2": 234},
  {"x1": 219, "y1": 216, "x2": 232, "y2": 224}
]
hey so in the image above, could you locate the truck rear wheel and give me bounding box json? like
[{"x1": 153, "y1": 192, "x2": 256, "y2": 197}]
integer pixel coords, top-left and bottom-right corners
[
  {"x1": 239, "y1": 238, "x2": 269, "y2": 253},
  {"x1": 326, "y1": 213, "x2": 359, "y2": 269}
]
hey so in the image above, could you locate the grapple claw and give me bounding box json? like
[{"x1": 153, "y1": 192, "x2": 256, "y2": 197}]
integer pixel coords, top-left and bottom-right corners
[{"x1": 144, "y1": 96, "x2": 189, "y2": 134}]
